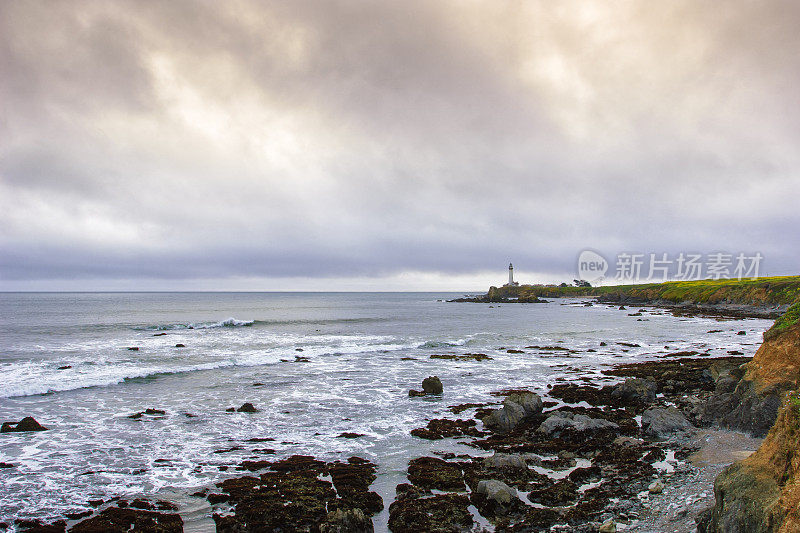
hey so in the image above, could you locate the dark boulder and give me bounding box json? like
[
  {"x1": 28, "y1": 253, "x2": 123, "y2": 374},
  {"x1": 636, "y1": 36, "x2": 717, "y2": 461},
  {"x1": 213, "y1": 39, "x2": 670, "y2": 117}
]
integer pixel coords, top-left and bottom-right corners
[
  {"x1": 641, "y1": 407, "x2": 692, "y2": 439},
  {"x1": 422, "y1": 376, "x2": 443, "y2": 395},
  {"x1": 482, "y1": 391, "x2": 542, "y2": 433},
  {"x1": 610, "y1": 378, "x2": 657, "y2": 405},
  {"x1": 1, "y1": 417, "x2": 48, "y2": 433},
  {"x1": 237, "y1": 403, "x2": 258, "y2": 413}
]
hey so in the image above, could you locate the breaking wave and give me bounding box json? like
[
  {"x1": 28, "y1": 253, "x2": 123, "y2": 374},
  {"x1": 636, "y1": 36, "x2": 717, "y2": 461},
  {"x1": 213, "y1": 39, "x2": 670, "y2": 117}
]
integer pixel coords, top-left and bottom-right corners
[{"x1": 135, "y1": 318, "x2": 255, "y2": 330}]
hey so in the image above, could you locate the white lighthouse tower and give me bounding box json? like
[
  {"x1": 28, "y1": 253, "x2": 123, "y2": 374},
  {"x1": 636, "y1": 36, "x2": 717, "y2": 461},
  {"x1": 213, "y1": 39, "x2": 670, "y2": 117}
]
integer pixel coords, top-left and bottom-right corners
[{"x1": 505, "y1": 263, "x2": 519, "y2": 286}]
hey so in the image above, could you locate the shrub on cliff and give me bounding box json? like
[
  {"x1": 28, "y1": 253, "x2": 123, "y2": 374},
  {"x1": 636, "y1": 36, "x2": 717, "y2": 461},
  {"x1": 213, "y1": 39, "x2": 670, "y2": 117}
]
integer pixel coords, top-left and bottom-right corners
[{"x1": 764, "y1": 301, "x2": 800, "y2": 341}]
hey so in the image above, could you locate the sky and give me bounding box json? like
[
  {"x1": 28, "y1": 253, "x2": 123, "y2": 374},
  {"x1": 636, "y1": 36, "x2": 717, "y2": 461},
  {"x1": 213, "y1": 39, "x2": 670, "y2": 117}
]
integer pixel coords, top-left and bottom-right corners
[{"x1": 1, "y1": 0, "x2": 798, "y2": 291}]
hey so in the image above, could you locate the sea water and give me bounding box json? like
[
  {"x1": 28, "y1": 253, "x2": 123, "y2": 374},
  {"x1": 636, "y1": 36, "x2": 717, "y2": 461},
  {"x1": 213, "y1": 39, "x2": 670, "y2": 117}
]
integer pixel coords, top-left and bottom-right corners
[{"x1": 0, "y1": 292, "x2": 772, "y2": 531}]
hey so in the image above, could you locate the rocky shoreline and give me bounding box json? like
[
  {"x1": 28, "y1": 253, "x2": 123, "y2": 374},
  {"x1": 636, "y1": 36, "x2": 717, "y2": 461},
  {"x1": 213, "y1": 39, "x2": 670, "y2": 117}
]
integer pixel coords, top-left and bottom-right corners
[
  {"x1": 5, "y1": 300, "x2": 799, "y2": 532},
  {"x1": 3, "y1": 357, "x2": 763, "y2": 532},
  {"x1": 450, "y1": 293, "x2": 786, "y2": 320}
]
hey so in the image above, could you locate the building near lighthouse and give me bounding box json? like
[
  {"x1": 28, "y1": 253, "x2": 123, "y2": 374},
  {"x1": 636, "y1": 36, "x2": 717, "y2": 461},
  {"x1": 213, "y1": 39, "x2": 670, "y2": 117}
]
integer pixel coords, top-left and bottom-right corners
[{"x1": 504, "y1": 263, "x2": 519, "y2": 286}]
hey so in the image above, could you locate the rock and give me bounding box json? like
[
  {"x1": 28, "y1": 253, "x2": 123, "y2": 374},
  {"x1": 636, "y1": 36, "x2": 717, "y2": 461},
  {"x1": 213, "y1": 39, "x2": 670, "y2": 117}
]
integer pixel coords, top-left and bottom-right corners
[
  {"x1": 641, "y1": 407, "x2": 692, "y2": 438},
  {"x1": 70, "y1": 506, "x2": 183, "y2": 532},
  {"x1": 388, "y1": 492, "x2": 472, "y2": 532},
  {"x1": 613, "y1": 436, "x2": 643, "y2": 447},
  {"x1": 737, "y1": 330, "x2": 746, "y2": 335},
  {"x1": 482, "y1": 453, "x2": 527, "y2": 470},
  {"x1": 175, "y1": 343, "x2": 185, "y2": 348},
  {"x1": 410, "y1": 418, "x2": 482, "y2": 440},
  {"x1": 527, "y1": 479, "x2": 578, "y2": 506},
  {"x1": 319, "y1": 507, "x2": 373, "y2": 533},
  {"x1": 611, "y1": 378, "x2": 657, "y2": 405},
  {"x1": 476, "y1": 479, "x2": 517, "y2": 505},
  {"x1": 212, "y1": 455, "x2": 382, "y2": 532},
  {"x1": 337, "y1": 432, "x2": 365, "y2": 439},
  {"x1": 237, "y1": 403, "x2": 258, "y2": 413},
  {"x1": 648, "y1": 480, "x2": 664, "y2": 494},
  {"x1": 407, "y1": 457, "x2": 464, "y2": 491},
  {"x1": 421, "y1": 376, "x2": 443, "y2": 395},
  {"x1": 599, "y1": 518, "x2": 617, "y2": 532},
  {"x1": 482, "y1": 392, "x2": 542, "y2": 433},
  {"x1": 430, "y1": 353, "x2": 491, "y2": 361},
  {"x1": 504, "y1": 391, "x2": 543, "y2": 416},
  {"x1": 708, "y1": 360, "x2": 744, "y2": 383},
  {"x1": 536, "y1": 412, "x2": 618, "y2": 437},
  {"x1": 128, "y1": 409, "x2": 165, "y2": 420},
  {"x1": 1, "y1": 416, "x2": 48, "y2": 433},
  {"x1": 14, "y1": 519, "x2": 66, "y2": 532}
]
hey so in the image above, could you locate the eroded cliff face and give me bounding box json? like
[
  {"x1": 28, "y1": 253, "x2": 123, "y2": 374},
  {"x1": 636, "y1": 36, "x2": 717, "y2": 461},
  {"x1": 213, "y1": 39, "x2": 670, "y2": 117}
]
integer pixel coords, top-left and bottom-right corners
[
  {"x1": 699, "y1": 391, "x2": 800, "y2": 532},
  {"x1": 699, "y1": 316, "x2": 800, "y2": 532},
  {"x1": 701, "y1": 319, "x2": 800, "y2": 437}
]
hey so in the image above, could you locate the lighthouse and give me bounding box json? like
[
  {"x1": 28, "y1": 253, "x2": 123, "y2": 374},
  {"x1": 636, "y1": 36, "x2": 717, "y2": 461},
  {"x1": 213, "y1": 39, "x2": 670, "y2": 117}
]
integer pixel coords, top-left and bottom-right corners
[{"x1": 505, "y1": 263, "x2": 519, "y2": 286}]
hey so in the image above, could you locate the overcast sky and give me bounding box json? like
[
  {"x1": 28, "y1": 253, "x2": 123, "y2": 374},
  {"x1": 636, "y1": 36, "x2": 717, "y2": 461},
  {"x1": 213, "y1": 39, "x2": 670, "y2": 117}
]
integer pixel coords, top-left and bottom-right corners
[{"x1": 1, "y1": 1, "x2": 798, "y2": 291}]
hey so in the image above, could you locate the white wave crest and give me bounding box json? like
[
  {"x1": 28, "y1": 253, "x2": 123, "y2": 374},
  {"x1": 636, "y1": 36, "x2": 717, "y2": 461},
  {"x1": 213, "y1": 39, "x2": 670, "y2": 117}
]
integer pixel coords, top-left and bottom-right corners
[{"x1": 135, "y1": 317, "x2": 255, "y2": 331}]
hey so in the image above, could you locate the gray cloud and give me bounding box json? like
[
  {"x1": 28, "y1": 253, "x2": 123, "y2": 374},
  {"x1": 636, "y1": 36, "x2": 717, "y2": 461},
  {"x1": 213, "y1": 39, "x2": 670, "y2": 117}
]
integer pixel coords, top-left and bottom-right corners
[{"x1": 1, "y1": 0, "x2": 798, "y2": 289}]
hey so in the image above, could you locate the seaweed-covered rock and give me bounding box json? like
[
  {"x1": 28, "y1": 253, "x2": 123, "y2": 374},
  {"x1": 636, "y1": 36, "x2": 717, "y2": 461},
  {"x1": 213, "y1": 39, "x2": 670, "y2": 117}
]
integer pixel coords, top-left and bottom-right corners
[
  {"x1": 527, "y1": 479, "x2": 578, "y2": 506},
  {"x1": 70, "y1": 506, "x2": 183, "y2": 532},
  {"x1": 209, "y1": 455, "x2": 382, "y2": 532},
  {"x1": 14, "y1": 519, "x2": 66, "y2": 532},
  {"x1": 388, "y1": 491, "x2": 472, "y2": 533},
  {"x1": 406, "y1": 457, "x2": 464, "y2": 491},
  {"x1": 318, "y1": 508, "x2": 372, "y2": 533},
  {"x1": 410, "y1": 418, "x2": 483, "y2": 440}
]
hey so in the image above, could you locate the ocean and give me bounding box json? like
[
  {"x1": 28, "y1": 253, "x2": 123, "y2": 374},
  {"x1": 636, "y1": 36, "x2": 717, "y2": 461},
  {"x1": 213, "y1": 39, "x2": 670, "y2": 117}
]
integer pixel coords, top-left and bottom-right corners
[{"x1": 0, "y1": 292, "x2": 772, "y2": 531}]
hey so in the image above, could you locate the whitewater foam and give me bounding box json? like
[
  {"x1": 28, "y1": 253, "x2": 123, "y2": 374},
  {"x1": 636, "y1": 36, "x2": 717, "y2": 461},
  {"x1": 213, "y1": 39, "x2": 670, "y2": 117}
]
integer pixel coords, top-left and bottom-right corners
[{"x1": 136, "y1": 317, "x2": 255, "y2": 331}]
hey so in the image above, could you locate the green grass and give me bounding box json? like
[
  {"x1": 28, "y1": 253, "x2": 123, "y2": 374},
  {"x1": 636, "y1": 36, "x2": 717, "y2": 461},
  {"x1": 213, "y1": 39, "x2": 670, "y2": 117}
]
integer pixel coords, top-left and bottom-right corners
[
  {"x1": 764, "y1": 301, "x2": 800, "y2": 341},
  {"x1": 487, "y1": 276, "x2": 800, "y2": 307}
]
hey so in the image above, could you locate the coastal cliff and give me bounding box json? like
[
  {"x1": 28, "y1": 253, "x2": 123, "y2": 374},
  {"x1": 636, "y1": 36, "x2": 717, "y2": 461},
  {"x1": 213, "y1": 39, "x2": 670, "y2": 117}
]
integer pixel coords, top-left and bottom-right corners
[
  {"x1": 700, "y1": 303, "x2": 800, "y2": 437},
  {"x1": 699, "y1": 305, "x2": 800, "y2": 532},
  {"x1": 699, "y1": 389, "x2": 800, "y2": 532}
]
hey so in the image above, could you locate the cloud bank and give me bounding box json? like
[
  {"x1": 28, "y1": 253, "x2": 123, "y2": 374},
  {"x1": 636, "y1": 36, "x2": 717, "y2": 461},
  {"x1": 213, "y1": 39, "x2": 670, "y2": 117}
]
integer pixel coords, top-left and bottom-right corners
[{"x1": 1, "y1": 1, "x2": 798, "y2": 289}]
